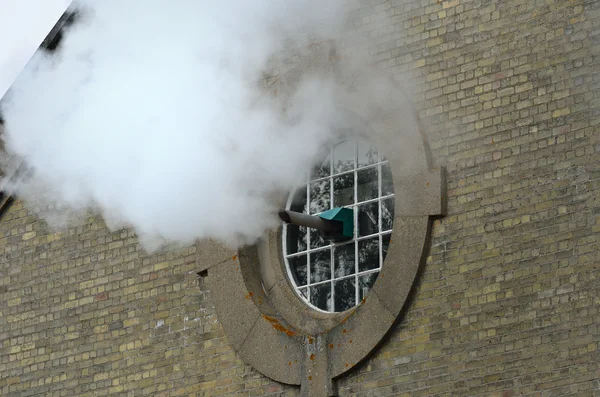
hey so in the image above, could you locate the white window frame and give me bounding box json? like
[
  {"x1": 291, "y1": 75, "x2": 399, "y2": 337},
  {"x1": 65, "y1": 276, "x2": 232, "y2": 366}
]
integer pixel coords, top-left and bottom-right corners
[{"x1": 282, "y1": 138, "x2": 395, "y2": 313}]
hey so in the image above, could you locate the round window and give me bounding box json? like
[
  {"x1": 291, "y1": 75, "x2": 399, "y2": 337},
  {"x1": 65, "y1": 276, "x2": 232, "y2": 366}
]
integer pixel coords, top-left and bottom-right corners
[{"x1": 283, "y1": 138, "x2": 395, "y2": 312}]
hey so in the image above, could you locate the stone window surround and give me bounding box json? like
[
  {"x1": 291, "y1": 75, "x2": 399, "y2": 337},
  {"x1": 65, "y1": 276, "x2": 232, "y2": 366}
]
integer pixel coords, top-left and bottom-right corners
[{"x1": 196, "y1": 99, "x2": 446, "y2": 396}]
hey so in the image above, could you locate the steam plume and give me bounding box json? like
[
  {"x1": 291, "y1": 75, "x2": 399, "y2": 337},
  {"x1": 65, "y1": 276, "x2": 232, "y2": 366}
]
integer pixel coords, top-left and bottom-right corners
[{"x1": 1, "y1": 0, "x2": 395, "y2": 249}]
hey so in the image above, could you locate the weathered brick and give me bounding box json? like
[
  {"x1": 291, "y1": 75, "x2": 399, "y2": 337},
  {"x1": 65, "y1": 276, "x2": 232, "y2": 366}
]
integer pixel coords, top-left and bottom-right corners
[{"x1": 0, "y1": 1, "x2": 598, "y2": 397}]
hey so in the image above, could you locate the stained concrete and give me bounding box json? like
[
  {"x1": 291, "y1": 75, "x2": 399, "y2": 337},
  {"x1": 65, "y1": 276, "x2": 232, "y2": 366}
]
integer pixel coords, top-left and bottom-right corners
[
  {"x1": 239, "y1": 313, "x2": 303, "y2": 385},
  {"x1": 371, "y1": 216, "x2": 430, "y2": 316},
  {"x1": 328, "y1": 291, "x2": 396, "y2": 377},
  {"x1": 206, "y1": 259, "x2": 261, "y2": 351},
  {"x1": 195, "y1": 238, "x2": 237, "y2": 272},
  {"x1": 394, "y1": 168, "x2": 446, "y2": 216}
]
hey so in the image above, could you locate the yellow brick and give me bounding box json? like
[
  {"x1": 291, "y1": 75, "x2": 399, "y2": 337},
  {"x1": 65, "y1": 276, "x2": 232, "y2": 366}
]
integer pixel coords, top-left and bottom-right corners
[
  {"x1": 22, "y1": 232, "x2": 36, "y2": 240},
  {"x1": 413, "y1": 59, "x2": 426, "y2": 68},
  {"x1": 552, "y1": 107, "x2": 570, "y2": 118},
  {"x1": 443, "y1": 0, "x2": 459, "y2": 9},
  {"x1": 79, "y1": 280, "x2": 94, "y2": 289},
  {"x1": 153, "y1": 261, "x2": 169, "y2": 271},
  {"x1": 123, "y1": 285, "x2": 138, "y2": 295},
  {"x1": 7, "y1": 298, "x2": 21, "y2": 307},
  {"x1": 94, "y1": 373, "x2": 109, "y2": 381},
  {"x1": 63, "y1": 300, "x2": 78, "y2": 309},
  {"x1": 483, "y1": 284, "x2": 500, "y2": 294},
  {"x1": 78, "y1": 297, "x2": 94, "y2": 306},
  {"x1": 7, "y1": 377, "x2": 20, "y2": 385},
  {"x1": 426, "y1": 37, "x2": 443, "y2": 47},
  {"x1": 123, "y1": 318, "x2": 139, "y2": 327},
  {"x1": 21, "y1": 342, "x2": 35, "y2": 351}
]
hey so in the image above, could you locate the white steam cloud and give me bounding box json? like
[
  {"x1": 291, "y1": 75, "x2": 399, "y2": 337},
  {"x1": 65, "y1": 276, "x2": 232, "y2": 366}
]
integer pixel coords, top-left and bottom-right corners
[{"x1": 1, "y1": 0, "x2": 402, "y2": 249}]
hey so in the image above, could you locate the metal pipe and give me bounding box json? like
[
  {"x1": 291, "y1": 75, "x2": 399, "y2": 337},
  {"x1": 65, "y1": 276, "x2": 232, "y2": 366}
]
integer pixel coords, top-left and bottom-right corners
[{"x1": 278, "y1": 210, "x2": 343, "y2": 234}]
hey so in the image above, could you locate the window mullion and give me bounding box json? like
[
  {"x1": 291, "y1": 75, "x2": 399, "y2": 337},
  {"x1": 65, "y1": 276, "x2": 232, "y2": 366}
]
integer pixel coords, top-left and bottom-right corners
[
  {"x1": 354, "y1": 140, "x2": 360, "y2": 306},
  {"x1": 283, "y1": 139, "x2": 393, "y2": 313},
  {"x1": 306, "y1": 181, "x2": 311, "y2": 303}
]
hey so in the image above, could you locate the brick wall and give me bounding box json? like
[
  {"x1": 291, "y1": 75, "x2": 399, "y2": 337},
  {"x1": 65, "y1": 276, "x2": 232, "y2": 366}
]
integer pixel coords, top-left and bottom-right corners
[{"x1": 1, "y1": 0, "x2": 599, "y2": 396}]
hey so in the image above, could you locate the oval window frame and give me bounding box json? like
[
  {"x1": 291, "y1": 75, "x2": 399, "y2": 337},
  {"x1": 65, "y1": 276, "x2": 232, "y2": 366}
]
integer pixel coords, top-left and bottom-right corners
[{"x1": 281, "y1": 137, "x2": 396, "y2": 314}]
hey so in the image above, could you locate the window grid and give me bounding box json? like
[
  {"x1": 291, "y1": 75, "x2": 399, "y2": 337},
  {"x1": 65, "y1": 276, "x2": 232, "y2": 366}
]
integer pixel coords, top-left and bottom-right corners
[{"x1": 283, "y1": 138, "x2": 394, "y2": 313}]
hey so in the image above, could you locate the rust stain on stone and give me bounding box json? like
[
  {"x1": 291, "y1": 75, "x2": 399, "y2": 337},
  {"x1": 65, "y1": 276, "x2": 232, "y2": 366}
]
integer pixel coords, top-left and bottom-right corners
[
  {"x1": 340, "y1": 310, "x2": 357, "y2": 325},
  {"x1": 261, "y1": 314, "x2": 297, "y2": 337},
  {"x1": 232, "y1": 255, "x2": 238, "y2": 261},
  {"x1": 245, "y1": 291, "x2": 254, "y2": 300},
  {"x1": 309, "y1": 354, "x2": 315, "y2": 360},
  {"x1": 308, "y1": 376, "x2": 312, "y2": 380},
  {"x1": 329, "y1": 344, "x2": 334, "y2": 349}
]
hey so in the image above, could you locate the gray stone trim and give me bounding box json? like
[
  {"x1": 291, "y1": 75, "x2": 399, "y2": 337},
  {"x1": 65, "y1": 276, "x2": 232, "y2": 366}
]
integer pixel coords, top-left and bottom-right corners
[{"x1": 196, "y1": 94, "x2": 445, "y2": 395}]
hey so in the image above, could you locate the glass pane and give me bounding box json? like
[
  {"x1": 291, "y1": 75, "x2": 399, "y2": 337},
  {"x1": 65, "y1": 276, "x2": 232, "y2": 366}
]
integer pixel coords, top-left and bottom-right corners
[
  {"x1": 309, "y1": 179, "x2": 331, "y2": 214},
  {"x1": 333, "y1": 140, "x2": 355, "y2": 174},
  {"x1": 310, "y1": 250, "x2": 331, "y2": 284},
  {"x1": 358, "y1": 202, "x2": 378, "y2": 237},
  {"x1": 298, "y1": 287, "x2": 308, "y2": 300},
  {"x1": 310, "y1": 283, "x2": 332, "y2": 311},
  {"x1": 334, "y1": 242, "x2": 355, "y2": 278},
  {"x1": 310, "y1": 229, "x2": 328, "y2": 250},
  {"x1": 381, "y1": 163, "x2": 394, "y2": 196},
  {"x1": 358, "y1": 140, "x2": 378, "y2": 168},
  {"x1": 333, "y1": 173, "x2": 354, "y2": 207},
  {"x1": 286, "y1": 225, "x2": 307, "y2": 253},
  {"x1": 357, "y1": 167, "x2": 378, "y2": 202},
  {"x1": 312, "y1": 152, "x2": 331, "y2": 179},
  {"x1": 289, "y1": 185, "x2": 308, "y2": 213},
  {"x1": 382, "y1": 198, "x2": 394, "y2": 231},
  {"x1": 288, "y1": 255, "x2": 307, "y2": 286},
  {"x1": 334, "y1": 277, "x2": 356, "y2": 312},
  {"x1": 382, "y1": 234, "x2": 391, "y2": 262},
  {"x1": 358, "y1": 237, "x2": 379, "y2": 272},
  {"x1": 358, "y1": 272, "x2": 378, "y2": 302}
]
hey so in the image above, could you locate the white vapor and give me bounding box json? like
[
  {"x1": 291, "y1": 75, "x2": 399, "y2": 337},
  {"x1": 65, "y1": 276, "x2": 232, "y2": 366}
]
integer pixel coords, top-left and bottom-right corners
[{"x1": 1, "y1": 0, "x2": 396, "y2": 249}]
